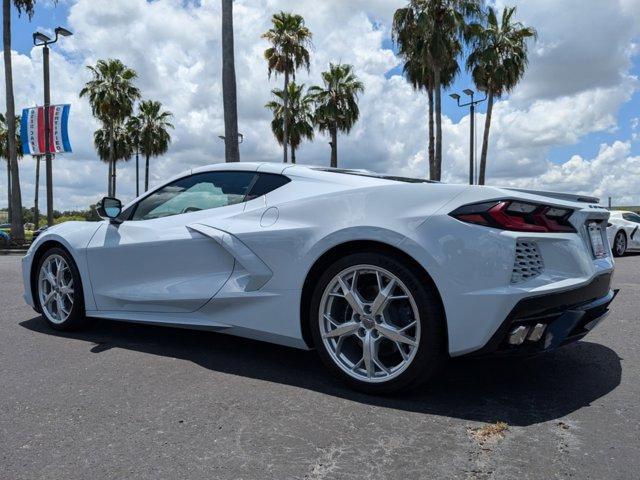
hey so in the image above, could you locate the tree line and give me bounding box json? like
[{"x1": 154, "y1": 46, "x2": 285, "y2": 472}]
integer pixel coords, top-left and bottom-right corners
[
  {"x1": 262, "y1": 12, "x2": 365, "y2": 167},
  {"x1": 79, "y1": 59, "x2": 174, "y2": 198},
  {"x1": 392, "y1": 0, "x2": 536, "y2": 183}
]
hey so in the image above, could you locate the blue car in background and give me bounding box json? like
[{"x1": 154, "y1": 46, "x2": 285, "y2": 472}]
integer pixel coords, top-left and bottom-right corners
[{"x1": 0, "y1": 229, "x2": 9, "y2": 247}]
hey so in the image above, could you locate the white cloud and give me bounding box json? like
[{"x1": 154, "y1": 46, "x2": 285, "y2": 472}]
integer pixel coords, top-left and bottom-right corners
[{"x1": 0, "y1": 0, "x2": 639, "y2": 211}]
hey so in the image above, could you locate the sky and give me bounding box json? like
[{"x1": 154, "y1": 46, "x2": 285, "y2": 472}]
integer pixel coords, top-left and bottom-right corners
[{"x1": 0, "y1": 0, "x2": 639, "y2": 211}]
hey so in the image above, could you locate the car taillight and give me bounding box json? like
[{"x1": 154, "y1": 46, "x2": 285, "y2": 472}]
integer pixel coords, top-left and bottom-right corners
[{"x1": 450, "y1": 200, "x2": 576, "y2": 233}]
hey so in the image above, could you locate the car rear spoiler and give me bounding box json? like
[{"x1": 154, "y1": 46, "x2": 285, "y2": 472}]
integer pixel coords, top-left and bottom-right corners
[{"x1": 503, "y1": 188, "x2": 600, "y2": 205}]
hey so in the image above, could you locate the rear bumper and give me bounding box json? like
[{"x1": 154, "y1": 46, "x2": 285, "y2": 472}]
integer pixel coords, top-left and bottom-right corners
[{"x1": 464, "y1": 273, "x2": 617, "y2": 357}]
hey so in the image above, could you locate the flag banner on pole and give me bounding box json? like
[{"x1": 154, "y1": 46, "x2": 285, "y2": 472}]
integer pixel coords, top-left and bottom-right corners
[{"x1": 20, "y1": 104, "x2": 72, "y2": 155}]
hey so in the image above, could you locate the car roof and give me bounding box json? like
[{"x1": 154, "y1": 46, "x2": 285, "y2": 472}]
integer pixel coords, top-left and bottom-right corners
[{"x1": 190, "y1": 162, "x2": 433, "y2": 185}]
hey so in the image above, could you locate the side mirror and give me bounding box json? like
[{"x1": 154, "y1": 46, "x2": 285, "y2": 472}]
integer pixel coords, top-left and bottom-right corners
[{"x1": 97, "y1": 197, "x2": 122, "y2": 221}]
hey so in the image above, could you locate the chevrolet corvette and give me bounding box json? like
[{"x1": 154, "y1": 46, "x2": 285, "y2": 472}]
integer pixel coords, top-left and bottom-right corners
[
  {"x1": 607, "y1": 210, "x2": 640, "y2": 256},
  {"x1": 22, "y1": 162, "x2": 616, "y2": 393}
]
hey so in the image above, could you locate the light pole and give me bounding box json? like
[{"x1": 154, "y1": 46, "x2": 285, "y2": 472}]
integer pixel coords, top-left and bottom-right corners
[
  {"x1": 33, "y1": 27, "x2": 73, "y2": 227},
  {"x1": 450, "y1": 89, "x2": 486, "y2": 185}
]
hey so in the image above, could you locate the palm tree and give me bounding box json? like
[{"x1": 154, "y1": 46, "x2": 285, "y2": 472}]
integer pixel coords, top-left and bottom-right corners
[
  {"x1": 309, "y1": 63, "x2": 364, "y2": 168},
  {"x1": 79, "y1": 59, "x2": 140, "y2": 197},
  {"x1": 393, "y1": 0, "x2": 481, "y2": 181},
  {"x1": 3, "y1": 0, "x2": 37, "y2": 243},
  {"x1": 467, "y1": 6, "x2": 536, "y2": 185},
  {"x1": 266, "y1": 82, "x2": 314, "y2": 164},
  {"x1": 221, "y1": 0, "x2": 240, "y2": 163},
  {"x1": 0, "y1": 113, "x2": 21, "y2": 226},
  {"x1": 135, "y1": 100, "x2": 173, "y2": 192},
  {"x1": 93, "y1": 123, "x2": 132, "y2": 196},
  {"x1": 397, "y1": 48, "x2": 458, "y2": 179},
  {"x1": 262, "y1": 11, "x2": 312, "y2": 163}
]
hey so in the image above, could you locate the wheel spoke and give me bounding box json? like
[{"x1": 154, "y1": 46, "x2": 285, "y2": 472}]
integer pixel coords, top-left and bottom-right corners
[
  {"x1": 337, "y1": 276, "x2": 365, "y2": 316},
  {"x1": 59, "y1": 285, "x2": 74, "y2": 296},
  {"x1": 323, "y1": 320, "x2": 359, "y2": 339},
  {"x1": 376, "y1": 323, "x2": 417, "y2": 347},
  {"x1": 395, "y1": 341, "x2": 409, "y2": 360},
  {"x1": 371, "y1": 278, "x2": 396, "y2": 316},
  {"x1": 44, "y1": 263, "x2": 56, "y2": 286},
  {"x1": 362, "y1": 333, "x2": 376, "y2": 378},
  {"x1": 335, "y1": 335, "x2": 346, "y2": 357},
  {"x1": 42, "y1": 291, "x2": 55, "y2": 306},
  {"x1": 57, "y1": 294, "x2": 70, "y2": 316},
  {"x1": 399, "y1": 320, "x2": 417, "y2": 332}
]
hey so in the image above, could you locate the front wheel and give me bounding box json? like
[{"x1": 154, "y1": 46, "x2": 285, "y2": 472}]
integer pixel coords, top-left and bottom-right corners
[
  {"x1": 36, "y1": 247, "x2": 87, "y2": 331},
  {"x1": 613, "y1": 231, "x2": 627, "y2": 257},
  {"x1": 309, "y1": 252, "x2": 446, "y2": 394}
]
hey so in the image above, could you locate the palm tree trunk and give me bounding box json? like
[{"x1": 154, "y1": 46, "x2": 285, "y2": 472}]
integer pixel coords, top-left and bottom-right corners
[
  {"x1": 108, "y1": 127, "x2": 115, "y2": 197},
  {"x1": 3, "y1": 0, "x2": 24, "y2": 243},
  {"x1": 330, "y1": 124, "x2": 338, "y2": 168},
  {"x1": 283, "y1": 69, "x2": 289, "y2": 163},
  {"x1": 107, "y1": 160, "x2": 112, "y2": 196},
  {"x1": 479, "y1": 91, "x2": 494, "y2": 186},
  {"x1": 291, "y1": 146, "x2": 296, "y2": 164},
  {"x1": 433, "y1": 67, "x2": 442, "y2": 181},
  {"x1": 145, "y1": 153, "x2": 150, "y2": 192},
  {"x1": 135, "y1": 149, "x2": 139, "y2": 197},
  {"x1": 221, "y1": 0, "x2": 240, "y2": 163},
  {"x1": 113, "y1": 160, "x2": 117, "y2": 197},
  {"x1": 6, "y1": 159, "x2": 10, "y2": 223},
  {"x1": 34, "y1": 156, "x2": 40, "y2": 229},
  {"x1": 428, "y1": 87, "x2": 435, "y2": 180}
]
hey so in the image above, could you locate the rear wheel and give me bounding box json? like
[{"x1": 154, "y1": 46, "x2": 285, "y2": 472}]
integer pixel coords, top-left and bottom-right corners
[
  {"x1": 613, "y1": 231, "x2": 627, "y2": 257},
  {"x1": 36, "y1": 247, "x2": 87, "y2": 331},
  {"x1": 309, "y1": 252, "x2": 446, "y2": 394}
]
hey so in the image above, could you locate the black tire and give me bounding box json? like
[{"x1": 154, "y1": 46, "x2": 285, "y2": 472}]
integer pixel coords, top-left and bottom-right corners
[
  {"x1": 613, "y1": 231, "x2": 627, "y2": 257},
  {"x1": 309, "y1": 251, "x2": 447, "y2": 394},
  {"x1": 35, "y1": 247, "x2": 88, "y2": 331}
]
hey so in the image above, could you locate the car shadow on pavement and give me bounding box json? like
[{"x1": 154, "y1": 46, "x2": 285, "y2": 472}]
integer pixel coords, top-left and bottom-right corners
[{"x1": 20, "y1": 316, "x2": 622, "y2": 427}]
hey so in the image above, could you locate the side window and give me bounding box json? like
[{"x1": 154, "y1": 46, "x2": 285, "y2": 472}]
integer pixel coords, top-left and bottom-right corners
[
  {"x1": 622, "y1": 213, "x2": 640, "y2": 223},
  {"x1": 131, "y1": 171, "x2": 256, "y2": 221},
  {"x1": 245, "y1": 173, "x2": 291, "y2": 201}
]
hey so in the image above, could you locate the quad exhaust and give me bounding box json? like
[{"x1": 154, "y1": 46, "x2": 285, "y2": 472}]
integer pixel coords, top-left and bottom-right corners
[{"x1": 507, "y1": 323, "x2": 547, "y2": 345}]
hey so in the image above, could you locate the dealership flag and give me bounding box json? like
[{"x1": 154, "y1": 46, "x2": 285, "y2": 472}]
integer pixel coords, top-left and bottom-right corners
[{"x1": 20, "y1": 104, "x2": 72, "y2": 155}]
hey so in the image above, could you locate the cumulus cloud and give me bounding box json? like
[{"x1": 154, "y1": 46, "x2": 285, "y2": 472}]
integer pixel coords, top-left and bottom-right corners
[{"x1": 0, "y1": 0, "x2": 638, "y2": 211}]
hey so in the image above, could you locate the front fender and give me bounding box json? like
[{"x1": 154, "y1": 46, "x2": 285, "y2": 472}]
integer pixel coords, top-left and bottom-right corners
[{"x1": 23, "y1": 221, "x2": 105, "y2": 311}]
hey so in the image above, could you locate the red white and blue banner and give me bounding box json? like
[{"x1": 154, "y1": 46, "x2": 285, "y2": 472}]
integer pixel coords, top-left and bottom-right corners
[{"x1": 20, "y1": 104, "x2": 72, "y2": 156}]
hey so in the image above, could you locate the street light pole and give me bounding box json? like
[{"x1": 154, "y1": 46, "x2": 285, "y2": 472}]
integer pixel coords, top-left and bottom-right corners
[
  {"x1": 450, "y1": 89, "x2": 487, "y2": 185},
  {"x1": 33, "y1": 27, "x2": 73, "y2": 227},
  {"x1": 42, "y1": 43, "x2": 52, "y2": 227}
]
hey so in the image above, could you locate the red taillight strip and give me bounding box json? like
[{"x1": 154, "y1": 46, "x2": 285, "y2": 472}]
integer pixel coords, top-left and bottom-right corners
[
  {"x1": 450, "y1": 200, "x2": 576, "y2": 233},
  {"x1": 487, "y1": 202, "x2": 547, "y2": 232}
]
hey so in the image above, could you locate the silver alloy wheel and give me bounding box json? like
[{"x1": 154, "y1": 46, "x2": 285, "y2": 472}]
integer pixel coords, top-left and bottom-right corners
[
  {"x1": 616, "y1": 232, "x2": 626, "y2": 256},
  {"x1": 38, "y1": 254, "x2": 75, "y2": 325},
  {"x1": 319, "y1": 265, "x2": 421, "y2": 383}
]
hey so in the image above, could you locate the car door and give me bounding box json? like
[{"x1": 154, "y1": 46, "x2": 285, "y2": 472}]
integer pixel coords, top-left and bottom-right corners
[{"x1": 86, "y1": 170, "x2": 258, "y2": 313}]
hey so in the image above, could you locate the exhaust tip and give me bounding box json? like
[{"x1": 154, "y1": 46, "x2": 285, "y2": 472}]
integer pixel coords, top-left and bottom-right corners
[{"x1": 507, "y1": 325, "x2": 530, "y2": 345}]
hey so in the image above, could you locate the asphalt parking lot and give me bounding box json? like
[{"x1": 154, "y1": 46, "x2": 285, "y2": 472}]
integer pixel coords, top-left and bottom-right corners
[{"x1": 1, "y1": 254, "x2": 639, "y2": 479}]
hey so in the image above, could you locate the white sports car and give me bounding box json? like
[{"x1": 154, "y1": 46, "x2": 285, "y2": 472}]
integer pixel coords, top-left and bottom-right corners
[
  {"x1": 22, "y1": 162, "x2": 616, "y2": 393},
  {"x1": 607, "y1": 210, "x2": 640, "y2": 256}
]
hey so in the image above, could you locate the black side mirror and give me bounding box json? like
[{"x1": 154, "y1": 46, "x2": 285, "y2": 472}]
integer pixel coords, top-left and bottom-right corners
[{"x1": 96, "y1": 197, "x2": 122, "y2": 221}]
